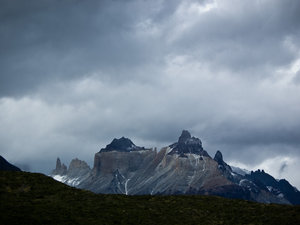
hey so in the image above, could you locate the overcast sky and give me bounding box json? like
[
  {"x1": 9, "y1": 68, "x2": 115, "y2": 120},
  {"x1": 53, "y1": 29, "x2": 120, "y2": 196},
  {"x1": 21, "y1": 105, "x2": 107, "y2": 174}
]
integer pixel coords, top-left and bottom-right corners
[{"x1": 1, "y1": 0, "x2": 300, "y2": 188}]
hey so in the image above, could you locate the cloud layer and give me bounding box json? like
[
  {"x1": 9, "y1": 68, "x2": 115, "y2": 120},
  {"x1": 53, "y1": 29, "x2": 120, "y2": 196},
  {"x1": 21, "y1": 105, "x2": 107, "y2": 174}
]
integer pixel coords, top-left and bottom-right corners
[{"x1": 1, "y1": 0, "x2": 300, "y2": 188}]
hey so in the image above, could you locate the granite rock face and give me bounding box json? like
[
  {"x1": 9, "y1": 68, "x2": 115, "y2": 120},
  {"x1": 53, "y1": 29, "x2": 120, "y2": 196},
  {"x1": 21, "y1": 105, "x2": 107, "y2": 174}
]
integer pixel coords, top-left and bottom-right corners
[
  {"x1": 50, "y1": 130, "x2": 300, "y2": 205},
  {"x1": 68, "y1": 158, "x2": 91, "y2": 178},
  {"x1": 51, "y1": 157, "x2": 91, "y2": 187}
]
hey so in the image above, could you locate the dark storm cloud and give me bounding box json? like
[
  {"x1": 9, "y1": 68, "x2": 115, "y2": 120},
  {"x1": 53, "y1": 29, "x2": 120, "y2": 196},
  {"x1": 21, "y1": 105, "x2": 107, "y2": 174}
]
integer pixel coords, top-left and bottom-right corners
[
  {"x1": 1, "y1": 0, "x2": 300, "y2": 187},
  {"x1": 2, "y1": 0, "x2": 298, "y2": 96},
  {"x1": 169, "y1": 0, "x2": 300, "y2": 77},
  {"x1": 0, "y1": 0, "x2": 164, "y2": 96}
]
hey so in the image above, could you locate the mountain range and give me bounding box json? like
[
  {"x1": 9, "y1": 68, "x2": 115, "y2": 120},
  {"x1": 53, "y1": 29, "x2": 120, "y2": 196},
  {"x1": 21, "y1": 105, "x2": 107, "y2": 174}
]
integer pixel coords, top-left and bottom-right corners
[{"x1": 50, "y1": 130, "x2": 300, "y2": 205}]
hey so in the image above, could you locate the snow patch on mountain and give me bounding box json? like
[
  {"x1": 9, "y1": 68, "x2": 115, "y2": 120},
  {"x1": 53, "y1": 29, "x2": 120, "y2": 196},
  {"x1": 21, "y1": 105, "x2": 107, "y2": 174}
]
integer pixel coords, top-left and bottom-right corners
[
  {"x1": 53, "y1": 175, "x2": 81, "y2": 187},
  {"x1": 231, "y1": 166, "x2": 250, "y2": 176}
]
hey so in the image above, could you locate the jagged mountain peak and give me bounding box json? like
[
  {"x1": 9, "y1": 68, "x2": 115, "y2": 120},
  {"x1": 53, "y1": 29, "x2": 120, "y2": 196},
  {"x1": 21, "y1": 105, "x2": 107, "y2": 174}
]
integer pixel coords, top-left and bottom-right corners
[
  {"x1": 214, "y1": 150, "x2": 223, "y2": 164},
  {"x1": 178, "y1": 130, "x2": 192, "y2": 143},
  {"x1": 100, "y1": 137, "x2": 145, "y2": 152},
  {"x1": 213, "y1": 150, "x2": 233, "y2": 180},
  {"x1": 56, "y1": 157, "x2": 62, "y2": 169},
  {"x1": 178, "y1": 130, "x2": 202, "y2": 146},
  {"x1": 168, "y1": 130, "x2": 208, "y2": 156},
  {"x1": 69, "y1": 158, "x2": 90, "y2": 171},
  {"x1": 52, "y1": 157, "x2": 67, "y2": 175}
]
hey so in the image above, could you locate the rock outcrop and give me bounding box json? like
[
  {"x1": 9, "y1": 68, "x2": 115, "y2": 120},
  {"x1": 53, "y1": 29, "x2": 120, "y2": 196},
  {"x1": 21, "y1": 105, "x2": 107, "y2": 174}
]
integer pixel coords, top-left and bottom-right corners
[
  {"x1": 51, "y1": 157, "x2": 91, "y2": 187},
  {"x1": 52, "y1": 158, "x2": 67, "y2": 175},
  {"x1": 214, "y1": 150, "x2": 233, "y2": 180},
  {"x1": 168, "y1": 130, "x2": 209, "y2": 157}
]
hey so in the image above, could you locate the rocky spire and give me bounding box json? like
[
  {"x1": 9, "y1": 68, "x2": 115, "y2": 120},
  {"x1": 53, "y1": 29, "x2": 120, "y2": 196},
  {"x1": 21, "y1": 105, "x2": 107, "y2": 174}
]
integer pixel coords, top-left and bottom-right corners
[
  {"x1": 52, "y1": 157, "x2": 67, "y2": 175},
  {"x1": 56, "y1": 157, "x2": 62, "y2": 169},
  {"x1": 168, "y1": 130, "x2": 209, "y2": 157},
  {"x1": 214, "y1": 150, "x2": 232, "y2": 175},
  {"x1": 178, "y1": 130, "x2": 192, "y2": 144},
  {"x1": 214, "y1": 150, "x2": 223, "y2": 164}
]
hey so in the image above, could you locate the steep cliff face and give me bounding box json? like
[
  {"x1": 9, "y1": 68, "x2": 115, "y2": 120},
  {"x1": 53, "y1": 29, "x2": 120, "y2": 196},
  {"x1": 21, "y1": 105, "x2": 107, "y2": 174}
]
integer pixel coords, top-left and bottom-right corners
[
  {"x1": 52, "y1": 158, "x2": 91, "y2": 187},
  {"x1": 86, "y1": 146, "x2": 230, "y2": 195},
  {"x1": 89, "y1": 149, "x2": 157, "y2": 194},
  {"x1": 93, "y1": 148, "x2": 154, "y2": 175},
  {"x1": 50, "y1": 131, "x2": 300, "y2": 205},
  {"x1": 84, "y1": 132, "x2": 229, "y2": 195}
]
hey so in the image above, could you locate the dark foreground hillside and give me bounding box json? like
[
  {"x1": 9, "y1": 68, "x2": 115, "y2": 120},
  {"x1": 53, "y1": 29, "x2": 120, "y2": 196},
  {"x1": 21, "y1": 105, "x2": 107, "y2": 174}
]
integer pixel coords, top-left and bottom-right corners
[{"x1": 1, "y1": 171, "x2": 300, "y2": 225}]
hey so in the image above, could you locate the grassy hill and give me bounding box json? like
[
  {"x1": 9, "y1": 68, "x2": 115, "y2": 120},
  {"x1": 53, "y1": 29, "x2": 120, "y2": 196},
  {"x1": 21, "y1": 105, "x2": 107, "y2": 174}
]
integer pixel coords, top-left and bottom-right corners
[{"x1": 1, "y1": 171, "x2": 300, "y2": 225}]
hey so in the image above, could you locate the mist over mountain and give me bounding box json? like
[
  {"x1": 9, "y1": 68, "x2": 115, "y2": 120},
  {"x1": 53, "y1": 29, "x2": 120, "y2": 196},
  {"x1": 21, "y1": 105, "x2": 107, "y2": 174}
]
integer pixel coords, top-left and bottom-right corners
[{"x1": 51, "y1": 130, "x2": 300, "y2": 205}]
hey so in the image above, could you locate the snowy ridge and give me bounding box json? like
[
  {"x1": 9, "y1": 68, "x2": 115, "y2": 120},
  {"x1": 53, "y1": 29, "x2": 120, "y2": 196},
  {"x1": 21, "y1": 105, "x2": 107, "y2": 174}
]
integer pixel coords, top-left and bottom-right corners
[
  {"x1": 52, "y1": 175, "x2": 81, "y2": 187},
  {"x1": 231, "y1": 166, "x2": 250, "y2": 176}
]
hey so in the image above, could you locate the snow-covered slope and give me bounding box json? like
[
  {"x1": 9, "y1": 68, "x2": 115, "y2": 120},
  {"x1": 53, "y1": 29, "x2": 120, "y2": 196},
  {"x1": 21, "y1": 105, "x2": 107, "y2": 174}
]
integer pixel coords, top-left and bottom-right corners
[{"x1": 231, "y1": 166, "x2": 250, "y2": 176}]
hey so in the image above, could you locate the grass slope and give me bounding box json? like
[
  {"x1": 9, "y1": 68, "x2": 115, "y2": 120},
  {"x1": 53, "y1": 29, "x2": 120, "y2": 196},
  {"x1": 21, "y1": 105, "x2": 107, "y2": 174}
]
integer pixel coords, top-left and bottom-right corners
[{"x1": 1, "y1": 171, "x2": 300, "y2": 225}]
